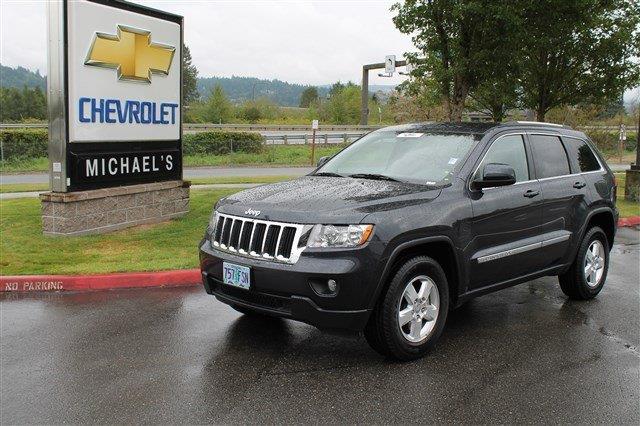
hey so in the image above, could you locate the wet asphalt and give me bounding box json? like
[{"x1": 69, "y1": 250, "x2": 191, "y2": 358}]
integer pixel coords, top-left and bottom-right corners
[{"x1": 1, "y1": 228, "x2": 639, "y2": 424}]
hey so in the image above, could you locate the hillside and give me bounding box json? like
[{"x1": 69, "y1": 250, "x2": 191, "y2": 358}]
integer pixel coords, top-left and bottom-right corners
[
  {"x1": 0, "y1": 65, "x2": 46, "y2": 90},
  {"x1": 197, "y1": 76, "x2": 329, "y2": 106},
  {"x1": 1, "y1": 64, "x2": 399, "y2": 107}
]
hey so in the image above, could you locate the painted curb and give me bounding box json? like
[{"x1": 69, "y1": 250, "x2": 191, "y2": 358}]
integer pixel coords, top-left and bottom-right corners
[
  {"x1": 1, "y1": 269, "x2": 201, "y2": 293},
  {"x1": 618, "y1": 216, "x2": 640, "y2": 227}
]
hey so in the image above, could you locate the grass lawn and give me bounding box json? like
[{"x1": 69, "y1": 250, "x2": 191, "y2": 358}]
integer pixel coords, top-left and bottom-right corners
[
  {"x1": 614, "y1": 172, "x2": 640, "y2": 218},
  {"x1": 1, "y1": 189, "x2": 235, "y2": 275},
  {"x1": 0, "y1": 182, "x2": 50, "y2": 193},
  {"x1": 0, "y1": 144, "x2": 346, "y2": 173},
  {"x1": 184, "y1": 144, "x2": 344, "y2": 167},
  {"x1": 0, "y1": 176, "x2": 297, "y2": 194},
  {"x1": 1, "y1": 172, "x2": 637, "y2": 277}
]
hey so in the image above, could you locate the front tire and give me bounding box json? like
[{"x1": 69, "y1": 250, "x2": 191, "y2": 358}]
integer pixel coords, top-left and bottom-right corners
[
  {"x1": 559, "y1": 226, "x2": 609, "y2": 300},
  {"x1": 364, "y1": 256, "x2": 449, "y2": 361}
]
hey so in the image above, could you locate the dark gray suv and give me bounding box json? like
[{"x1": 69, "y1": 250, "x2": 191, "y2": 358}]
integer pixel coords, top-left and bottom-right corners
[{"x1": 199, "y1": 122, "x2": 618, "y2": 360}]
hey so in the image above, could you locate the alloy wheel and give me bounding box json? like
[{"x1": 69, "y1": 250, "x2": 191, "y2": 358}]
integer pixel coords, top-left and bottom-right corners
[{"x1": 397, "y1": 275, "x2": 440, "y2": 343}]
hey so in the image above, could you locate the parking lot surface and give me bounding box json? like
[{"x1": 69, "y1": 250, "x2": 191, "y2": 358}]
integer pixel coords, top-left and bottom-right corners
[{"x1": 2, "y1": 228, "x2": 638, "y2": 424}]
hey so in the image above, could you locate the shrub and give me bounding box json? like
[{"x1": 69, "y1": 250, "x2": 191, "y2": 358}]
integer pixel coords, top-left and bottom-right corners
[
  {"x1": 0, "y1": 129, "x2": 264, "y2": 162},
  {"x1": 586, "y1": 130, "x2": 637, "y2": 153},
  {"x1": 0, "y1": 129, "x2": 48, "y2": 161},
  {"x1": 182, "y1": 131, "x2": 264, "y2": 155}
]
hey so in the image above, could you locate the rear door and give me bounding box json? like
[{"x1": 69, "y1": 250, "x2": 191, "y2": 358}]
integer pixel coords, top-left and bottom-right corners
[
  {"x1": 467, "y1": 133, "x2": 544, "y2": 289},
  {"x1": 528, "y1": 133, "x2": 588, "y2": 268}
]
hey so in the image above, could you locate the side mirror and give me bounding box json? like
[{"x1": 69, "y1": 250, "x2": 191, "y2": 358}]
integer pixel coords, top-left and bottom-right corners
[
  {"x1": 473, "y1": 163, "x2": 516, "y2": 189},
  {"x1": 317, "y1": 156, "x2": 330, "y2": 167}
]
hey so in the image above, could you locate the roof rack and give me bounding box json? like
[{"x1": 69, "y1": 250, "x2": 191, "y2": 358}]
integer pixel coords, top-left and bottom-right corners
[{"x1": 508, "y1": 121, "x2": 570, "y2": 128}]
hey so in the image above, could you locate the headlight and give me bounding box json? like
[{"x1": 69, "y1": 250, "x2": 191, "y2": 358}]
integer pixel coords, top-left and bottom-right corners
[
  {"x1": 306, "y1": 224, "x2": 373, "y2": 248},
  {"x1": 209, "y1": 210, "x2": 219, "y2": 233}
]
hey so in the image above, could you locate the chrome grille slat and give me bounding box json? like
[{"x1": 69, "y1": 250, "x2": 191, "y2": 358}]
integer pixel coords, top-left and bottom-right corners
[{"x1": 211, "y1": 213, "x2": 305, "y2": 264}]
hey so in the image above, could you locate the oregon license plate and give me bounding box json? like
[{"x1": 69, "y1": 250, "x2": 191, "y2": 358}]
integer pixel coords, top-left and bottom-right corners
[{"x1": 222, "y1": 262, "x2": 251, "y2": 290}]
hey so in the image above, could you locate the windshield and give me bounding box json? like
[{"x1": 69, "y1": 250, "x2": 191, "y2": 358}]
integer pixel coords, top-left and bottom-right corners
[{"x1": 316, "y1": 130, "x2": 477, "y2": 184}]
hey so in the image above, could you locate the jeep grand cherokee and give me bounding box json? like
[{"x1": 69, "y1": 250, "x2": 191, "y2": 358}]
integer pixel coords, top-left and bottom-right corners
[{"x1": 199, "y1": 122, "x2": 617, "y2": 361}]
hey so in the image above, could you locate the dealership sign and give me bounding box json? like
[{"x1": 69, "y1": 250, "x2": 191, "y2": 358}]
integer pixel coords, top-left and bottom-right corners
[{"x1": 48, "y1": 0, "x2": 183, "y2": 191}]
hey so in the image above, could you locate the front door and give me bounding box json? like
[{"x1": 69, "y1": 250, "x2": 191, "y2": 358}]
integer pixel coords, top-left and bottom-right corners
[{"x1": 467, "y1": 133, "x2": 544, "y2": 289}]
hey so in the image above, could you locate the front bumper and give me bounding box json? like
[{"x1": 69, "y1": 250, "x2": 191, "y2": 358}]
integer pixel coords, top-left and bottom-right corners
[{"x1": 199, "y1": 237, "x2": 383, "y2": 331}]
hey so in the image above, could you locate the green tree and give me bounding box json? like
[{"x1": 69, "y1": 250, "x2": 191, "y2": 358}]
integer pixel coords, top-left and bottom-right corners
[
  {"x1": 323, "y1": 83, "x2": 361, "y2": 124},
  {"x1": 182, "y1": 44, "x2": 199, "y2": 105},
  {"x1": 393, "y1": 0, "x2": 503, "y2": 121},
  {"x1": 204, "y1": 85, "x2": 232, "y2": 123},
  {"x1": 299, "y1": 87, "x2": 318, "y2": 108},
  {"x1": 518, "y1": 0, "x2": 640, "y2": 121},
  {"x1": 242, "y1": 105, "x2": 262, "y2": 123}
]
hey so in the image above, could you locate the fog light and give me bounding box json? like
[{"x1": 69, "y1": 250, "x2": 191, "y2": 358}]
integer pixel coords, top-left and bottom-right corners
[{"x1": 309, "y1": 278, "x2": 339, "y2": 296}]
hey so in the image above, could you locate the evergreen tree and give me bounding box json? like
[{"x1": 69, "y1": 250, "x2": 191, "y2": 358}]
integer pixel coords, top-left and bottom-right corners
[
  {"x1": 182, "y1": 45, "x2": 199, "y2": 105},
  {"x1": 299, "y1": 87, "x2": 318, "y2": 108},
  {"x1": 204, "y1": 85, "x2": 232, "y2": 123}
]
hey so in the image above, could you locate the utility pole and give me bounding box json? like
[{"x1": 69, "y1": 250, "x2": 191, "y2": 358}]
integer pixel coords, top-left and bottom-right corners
[
  {"x1": 636, "y1": 103, "x2": 640, "y2": 168},
  {"x1": 360, "y1": 59, "x2": 407, "y2": 125}
]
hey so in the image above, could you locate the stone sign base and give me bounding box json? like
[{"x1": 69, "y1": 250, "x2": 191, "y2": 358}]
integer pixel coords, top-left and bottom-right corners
[
  {"x1": 624, "y1": 166, "x2": 639, "y2": 202},
  {"x1": 40, "y1": 180, "x2": 190, "y2": 236}
]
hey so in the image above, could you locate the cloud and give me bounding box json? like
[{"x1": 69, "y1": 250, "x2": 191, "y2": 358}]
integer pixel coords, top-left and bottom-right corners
[{"x1": 0, "y1": 0, "x2": 414, "y2": 86}]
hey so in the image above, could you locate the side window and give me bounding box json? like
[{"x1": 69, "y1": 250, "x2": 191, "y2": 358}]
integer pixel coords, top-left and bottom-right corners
[
  {"x1": 562, "y1": 137, "x2": 601, "y2": 172},
  {"x1": 529, "y1": 135, "x2": 571, "y2": 178},
  {"x1": 476, "y1": 135, "x2": 529, "y2": 182}
]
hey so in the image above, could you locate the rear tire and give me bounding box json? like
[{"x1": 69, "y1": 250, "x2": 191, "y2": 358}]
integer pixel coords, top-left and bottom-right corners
[
  {"x1": 559, "y1": 226, "x2": 609, "y2": 300},
  {"x1": 364, "y1": 256, "x2": 449, "y2": 361}
]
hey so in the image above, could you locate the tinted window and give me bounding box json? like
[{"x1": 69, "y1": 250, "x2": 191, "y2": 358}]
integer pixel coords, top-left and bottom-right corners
[
  {"x1": 476, "y1": 135, "x2": 529, "y2": 182},
  {"x1": 529, "y1": 135, "x2": 570, "y2": 178},
  {"x1": 562, "y1": 137, "x2": 601, "y2": 172}
]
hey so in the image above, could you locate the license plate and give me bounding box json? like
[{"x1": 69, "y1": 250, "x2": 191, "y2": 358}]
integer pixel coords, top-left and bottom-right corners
[{"x1": 222, "y1": 262, "x2": 251, "y2": 290}]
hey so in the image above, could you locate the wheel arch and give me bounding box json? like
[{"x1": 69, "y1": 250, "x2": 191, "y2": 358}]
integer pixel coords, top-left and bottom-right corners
[
  {"x1": 582, "y1": 207, "x2": 617, "y2": 250},
  {"x1": 371, "y1": 236, "x2": 462, "y2": 310}
]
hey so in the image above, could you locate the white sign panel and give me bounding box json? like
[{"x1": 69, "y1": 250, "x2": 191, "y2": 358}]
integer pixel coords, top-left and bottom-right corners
[
  {"x1": 385, "y1": 55, "x2": 396, "y2": 74},
  {"x1": 312, "y1": 120, "x2": 319, "y2": 130},
  {"x1": 67, "y1": 0, "x2": 181, "y2": 142}
]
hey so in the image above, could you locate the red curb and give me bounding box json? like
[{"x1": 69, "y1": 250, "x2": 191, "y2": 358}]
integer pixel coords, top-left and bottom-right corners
[
  {"x1": 1, "y1": 269, "x2": 201, "y2": 293},
  {"x1": 618, "y1": 216, "x2": 640, "y2": 227}
]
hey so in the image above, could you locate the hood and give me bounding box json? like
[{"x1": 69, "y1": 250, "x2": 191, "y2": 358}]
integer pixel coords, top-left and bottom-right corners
[{"x1": 217, "y1": 176, "x2": 442, "y2": 224}]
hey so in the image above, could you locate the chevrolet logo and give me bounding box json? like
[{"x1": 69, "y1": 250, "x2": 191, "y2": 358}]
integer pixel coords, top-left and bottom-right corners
[{"x1": 85, "y1": 25, "x2": 175, "y2": 83}]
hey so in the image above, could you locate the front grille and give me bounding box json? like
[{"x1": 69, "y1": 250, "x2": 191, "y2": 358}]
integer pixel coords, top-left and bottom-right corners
[{"x1": 211, "y1": 213, "x2": 305, "y2": 263}]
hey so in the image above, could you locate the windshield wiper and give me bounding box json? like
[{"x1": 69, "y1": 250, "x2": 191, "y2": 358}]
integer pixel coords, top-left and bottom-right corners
[
  {"x1": 349, "y1": 173, "x2": 401, "y2": 182},
  {"x1": 312, "y1": 172, "x2": 345, "y2": 178}
]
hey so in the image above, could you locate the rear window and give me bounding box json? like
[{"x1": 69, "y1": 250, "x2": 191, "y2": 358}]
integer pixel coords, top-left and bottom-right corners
[
  {"x1": 562, "y1": 137, "x2": 601, "y2": 172},
  {"x1": 529, "y1": 135, "x2": 571, "y2": 178}
]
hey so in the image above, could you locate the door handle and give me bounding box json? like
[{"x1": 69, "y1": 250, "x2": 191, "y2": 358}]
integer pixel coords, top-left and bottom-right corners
[
  {"x1": 573, "y1": 181, "x2": 586, "y2": 189},
  {"x1": 523, "y1": 189, "x2": 540, "y2": 198}
]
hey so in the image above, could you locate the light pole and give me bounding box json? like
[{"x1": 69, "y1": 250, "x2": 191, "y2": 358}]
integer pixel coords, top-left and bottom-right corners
[{"x1": 360, "y1": 59, "x2": 407, "y2": 125}]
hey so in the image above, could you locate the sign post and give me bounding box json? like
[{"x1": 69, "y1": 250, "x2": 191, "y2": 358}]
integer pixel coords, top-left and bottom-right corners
[
  {"x1": 41, "y1": 0, "x2": 188, "y2": 236},
  {"x1": 310, "y1": 119, "x2": 318, "y2": 165}
]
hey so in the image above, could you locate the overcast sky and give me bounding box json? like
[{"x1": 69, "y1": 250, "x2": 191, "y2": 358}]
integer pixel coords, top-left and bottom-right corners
[
  {"x1": 1, "y1": 0, "x2": 638, "y2": 102},
  {"x1": 0, "y1": 0, "x2": 413, "y2": 86}
]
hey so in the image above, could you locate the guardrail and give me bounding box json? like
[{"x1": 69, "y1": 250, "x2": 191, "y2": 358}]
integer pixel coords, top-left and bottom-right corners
[
  {"x1": 1, "y1": 123, "x2": 636, "y2": 132},
  {"x1": 0, "y1": 123, "x2": 379, "y2": 132},
  {"x1": 264, "y1": 133, "x2": 365, "y2": 145}
]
